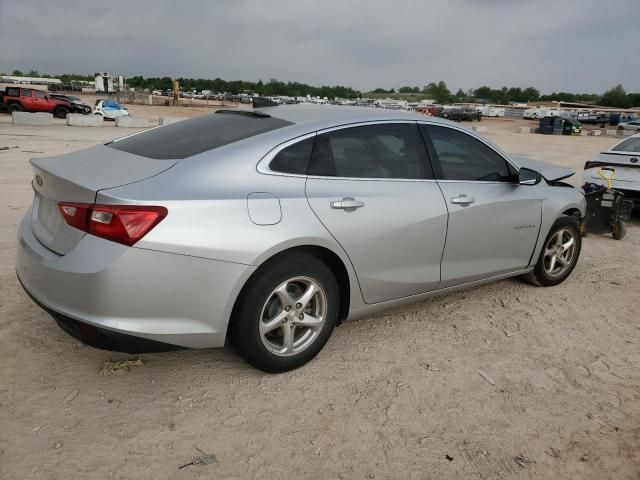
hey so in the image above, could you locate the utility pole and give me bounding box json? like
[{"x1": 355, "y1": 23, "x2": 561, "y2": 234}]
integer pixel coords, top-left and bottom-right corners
[{"x1": 173, "y1": 80, "x2": 179, "y2": 105}]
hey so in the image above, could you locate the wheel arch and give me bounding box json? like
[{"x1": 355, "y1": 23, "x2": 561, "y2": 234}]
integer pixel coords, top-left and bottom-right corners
[
  {"x1": 229, "y1": 244, "x2": 356, "y2": 334},
  {"x1": 529, "y1": 194, "x2": 585, "y2": 269},
  {"x1": 562, "y1": 207, "x2": 582, "y2": 221}
]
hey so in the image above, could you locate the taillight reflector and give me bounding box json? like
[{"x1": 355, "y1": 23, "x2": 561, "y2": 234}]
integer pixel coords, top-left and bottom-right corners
[{"x1": 58, "y1": 203, "x2": 167, "y2": 246}]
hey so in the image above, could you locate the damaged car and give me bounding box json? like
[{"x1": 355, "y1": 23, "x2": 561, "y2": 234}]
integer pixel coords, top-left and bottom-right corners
[
  {"x1": 583, "y1": 133, "x2": 640, "y2": 206},
  {"x1": 16, "y1": 106, "x2": 586, "y2": 372}
]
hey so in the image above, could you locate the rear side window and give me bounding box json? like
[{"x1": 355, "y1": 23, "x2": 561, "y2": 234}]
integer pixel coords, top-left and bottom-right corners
[
  {"x1": 422, "y1": 125, "x2": 515, "y2": 182},
  {"x1": 107, "y1": 112, "x2": 293, "y2": 159},
  {"x1": 269, "y1": 136, "x2": 315, "y2": 174},
  {"x1": 6, "y1": 87, "x2": 19, "y2": 96},
  {"x1": 308, "y1": 123, "x2": 429, "y2": 179}
]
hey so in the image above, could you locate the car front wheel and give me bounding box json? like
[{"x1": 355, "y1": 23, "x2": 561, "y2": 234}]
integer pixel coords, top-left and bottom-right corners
[
  {"x1": 229, "y1": 252, "x2": 339, "y2": 372},
  {"x1": 524, "y1": 216, "x2": 581, "y2": 286}
]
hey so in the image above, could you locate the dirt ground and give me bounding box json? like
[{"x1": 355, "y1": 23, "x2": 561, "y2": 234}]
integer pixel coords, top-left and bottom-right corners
[{"x1": 0, "y1": 109, "x2": 639, "y2": 480}]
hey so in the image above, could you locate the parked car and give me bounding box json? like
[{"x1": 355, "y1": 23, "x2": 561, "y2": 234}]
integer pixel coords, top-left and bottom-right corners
[
  {"x1": 16, "y1": 106, "x2": 586, "y2": 372},
  {"x1": 49, "y1": 94, "x2": 92, "y2": 115},
  {"x1": 539, "y1": 116, "x2": 582, "y2": 135},
  {"x1": 437, "y1": 107, "x2": 464, "y2": 121},
  {"x1": 93, "y1": 99, "x2": 130, "y2": 120},
  {"x1": 438, "y1": 107, "x2": 481, "y2": 122},
  {"x1": 0, "y1": 87, "x2": 73, "y2": 118},
  {"x1": 414, "y1": 105, "x2": 439, "y2": 116},
  {"x1": 583, "y1": 133, "x2": 640, "y2": 205},
  {"x1": 617, "y1": 119, "x2": 640, "y2": 132}
]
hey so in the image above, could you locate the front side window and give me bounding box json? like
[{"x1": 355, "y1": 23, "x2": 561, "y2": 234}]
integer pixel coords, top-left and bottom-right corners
[
  {"x1": 269, "y1": 136, "x2": 315, "y2": 174},
  {"x1": 35, "y1": 90, "x2": 46, "y2": 99},
  {"x1": 422, "y1": 125, "x2": 515, "y2": 182},
  {"x1": 308, "y1": 123, "x2": 428, "y2": 179}
]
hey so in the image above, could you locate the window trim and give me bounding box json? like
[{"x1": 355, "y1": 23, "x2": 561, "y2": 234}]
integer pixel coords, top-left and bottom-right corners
[
  {"x1": 418, "y1": 121, "x2": 520, "y2": 184},
  {"x1": 257, "y1": 120, "x2": 436, "y2": 182},
  {"x1": 258, "y1": 131, "x2": 318, "y2": 177}
]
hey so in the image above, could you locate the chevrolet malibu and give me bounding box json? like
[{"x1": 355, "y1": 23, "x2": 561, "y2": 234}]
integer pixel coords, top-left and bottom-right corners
[{"x1": 16, "y1": 106, "x2": 586, "y2": 372}]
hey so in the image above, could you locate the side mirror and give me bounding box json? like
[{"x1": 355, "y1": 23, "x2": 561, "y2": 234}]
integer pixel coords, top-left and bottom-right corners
[{"x1": 519, "y1": 167, "x2": 542, "y2": 186}]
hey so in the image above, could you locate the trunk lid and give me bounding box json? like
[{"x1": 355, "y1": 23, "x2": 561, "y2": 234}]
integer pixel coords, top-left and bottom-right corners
[
  {"x1": 29, "y1": 144, "x2": 175, "y2": 255},
  {"x1": 588, "y1": 152, "x2": 640, "y2": 183}
]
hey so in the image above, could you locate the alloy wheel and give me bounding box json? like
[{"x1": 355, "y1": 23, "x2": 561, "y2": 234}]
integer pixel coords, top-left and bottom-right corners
[
  {"x1": 543, "y1": 228, "x2": 577, "y2": 278},
  {"x1": 259, "y1": 276, "x2": 327, "y2": 356}
]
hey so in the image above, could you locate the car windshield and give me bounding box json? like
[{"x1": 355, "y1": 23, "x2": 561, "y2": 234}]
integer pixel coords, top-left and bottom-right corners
[
  {"x1": 612, "y1": 137, "x2": 640, "y2": 153},
  {"x1": 103, "y1": 100, "x2": 124, "y2": 109},
  {"x1": 106, "y1": 111, "x2": 293, "y2": 159}
]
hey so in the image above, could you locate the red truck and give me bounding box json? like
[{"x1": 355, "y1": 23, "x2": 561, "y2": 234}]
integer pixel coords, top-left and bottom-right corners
[{"x1": 0, "y1": 87, "x2": 73, "y2": 118}]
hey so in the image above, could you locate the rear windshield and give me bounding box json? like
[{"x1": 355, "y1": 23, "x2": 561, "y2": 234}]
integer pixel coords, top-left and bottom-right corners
[
  {"x1": 612, "y1": 137, "x2": 640, "y2": 153},
  {"x1": 107, "y1": 111, "x2": 292, "y2": 159}
]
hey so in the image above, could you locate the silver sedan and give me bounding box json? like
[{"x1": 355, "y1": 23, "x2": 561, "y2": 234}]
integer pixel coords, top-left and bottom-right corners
[{"x1": 16, "y1": 106, "x2": 586, "y2": 371}]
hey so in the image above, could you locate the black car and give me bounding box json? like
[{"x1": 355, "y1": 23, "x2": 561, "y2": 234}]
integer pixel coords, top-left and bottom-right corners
[
  {"x1": 437, "y1": 107, "x2": 481, "y2": 122},
  {"x1": 49, "y1": 94, "x2": 92, "y2": 114}
]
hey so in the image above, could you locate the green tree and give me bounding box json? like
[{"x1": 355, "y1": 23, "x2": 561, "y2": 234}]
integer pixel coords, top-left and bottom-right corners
[
  {"x1": 627, "y1": 93, "x2": 640, "y2": 108},
  {"x1": 11, "y1": 69, "x2": 23, "y2": 76},
  {"x1": 474, "y1": 86, "x2": 492, "y2": 102},
  {"x1": 455, "y1": 88, "x2": 465, "y2": 98},
  {"x1": 423, "y1": 81, "x2": 452, "y2": 103},
  {"x1": 601, "y1": 84, "x2": 629, "y2": 108},
  {"x1": 522, "y1": 87, "x2": 540, "y2": 101}
]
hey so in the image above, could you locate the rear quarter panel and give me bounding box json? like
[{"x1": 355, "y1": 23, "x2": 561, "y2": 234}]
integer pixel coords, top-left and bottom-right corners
[{"x1": 97, "y1": 136, "x2": 367, "y2": 318}]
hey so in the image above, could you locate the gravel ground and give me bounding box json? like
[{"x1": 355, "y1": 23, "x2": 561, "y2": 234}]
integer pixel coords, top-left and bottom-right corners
[{"x1": 0, "y1": 111, "x2": 638, "y2": 480}]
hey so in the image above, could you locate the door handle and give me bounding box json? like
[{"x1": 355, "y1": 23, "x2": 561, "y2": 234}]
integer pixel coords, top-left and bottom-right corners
[
  {"x1": 330, "y1": 197, "x2": 365, "y2": 210},
  {"x1": 450, "y1": 194, "x2": 475, "y2": 205}
]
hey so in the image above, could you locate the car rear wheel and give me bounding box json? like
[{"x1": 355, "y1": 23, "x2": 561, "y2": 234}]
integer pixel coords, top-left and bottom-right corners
[
  {"x1": 7, "y1": 103, "x2": 22, "y2": 113},
  {"x1": 228, "y1": 252, "x2": 339, "y2": 372},
  {"x1": 524, "y1": 216, "x2": 581, "y2": 287},
  {"x1": 54, "y1": 106, "x2": 69, "y2": 118}
]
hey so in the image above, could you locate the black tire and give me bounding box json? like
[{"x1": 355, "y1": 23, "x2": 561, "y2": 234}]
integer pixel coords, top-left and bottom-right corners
[
  {"x1": 54, "y1": 106, "x2": 69, "y2": 118},
  {"x1": 228, "y1": 252, "x2": 339, "y2": 372},
  {"x1": 7, "y1": 103, "x2": 22, "y2": 113},
  {"x1": 523, "y1": 216, "x2": 582, "y2": 287},
  {"x1": 612, "y1": 220, "x2": 626, "y2": 240}
]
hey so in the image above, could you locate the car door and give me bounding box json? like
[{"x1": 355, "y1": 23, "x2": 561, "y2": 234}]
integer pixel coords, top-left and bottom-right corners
[
  {"x1": 21, "y1": 89, "x2": 36, "y2": 110},
  {"x1": 305, "y1": 122, "x2": 448, "y2": 304},
  {"x1": 32, "y1": 90, "x2": 49, "y2": 111},
  {"x1": 420, "y1": 123, "x2": 542, "y2": 287}
]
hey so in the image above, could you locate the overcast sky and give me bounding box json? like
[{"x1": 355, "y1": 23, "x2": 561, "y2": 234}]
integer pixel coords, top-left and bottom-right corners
[{"x1": 1, "y1": 0, "x2": 639, "y2": 94}]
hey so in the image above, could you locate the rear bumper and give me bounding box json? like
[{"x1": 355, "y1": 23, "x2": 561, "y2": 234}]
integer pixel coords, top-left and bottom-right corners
[
  {"x1": 18, "y1": 275, "x2": 183, "y2": 353},
  {"x1": 16, "y1": 212, "x2": 255, "y2": 349}
]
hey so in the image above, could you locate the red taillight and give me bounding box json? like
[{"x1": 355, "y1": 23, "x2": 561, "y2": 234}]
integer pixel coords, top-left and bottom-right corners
[
  {"x1": 58, "y1": 202, "x2": 168, "y2": 246},
  {"x1": 58, "y1": 202, "x2": 91, "y2": 230}
]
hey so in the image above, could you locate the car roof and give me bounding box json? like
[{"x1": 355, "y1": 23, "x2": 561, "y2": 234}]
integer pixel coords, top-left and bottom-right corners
[{"x1": 255, "y1": 104, "x2": 453, "y2": 130}]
